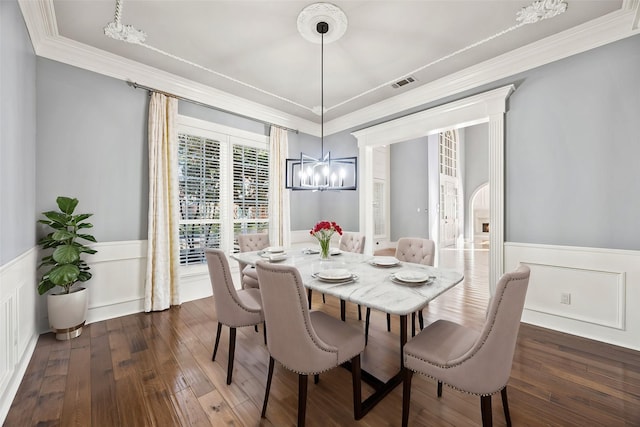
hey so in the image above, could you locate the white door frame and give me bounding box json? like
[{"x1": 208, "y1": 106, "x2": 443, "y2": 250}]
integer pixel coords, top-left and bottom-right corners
[{"x1": 352, "y1": 85, "x2": 514, "y2": 295}]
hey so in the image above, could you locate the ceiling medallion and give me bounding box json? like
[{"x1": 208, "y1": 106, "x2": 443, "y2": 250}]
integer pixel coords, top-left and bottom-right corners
[
  {"x1": 297, "y1": 3, "x2": 348, "y2": 44},
  {"x1": 516, "y1": 0, "x2": 568, "y2": 25},
  {"x1": 103, "y1": 0, "x2": 146, "y2": 43}
]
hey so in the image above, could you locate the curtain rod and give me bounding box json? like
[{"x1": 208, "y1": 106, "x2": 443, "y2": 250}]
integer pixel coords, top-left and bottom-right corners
[{"x1": 126, "y1": 81, "x2": 299, "y2": 134}]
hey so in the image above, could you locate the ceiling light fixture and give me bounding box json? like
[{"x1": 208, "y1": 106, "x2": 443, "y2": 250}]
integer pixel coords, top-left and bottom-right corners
[{"x1": 286, "y1": 3, "x2": 357, "y2": 191}]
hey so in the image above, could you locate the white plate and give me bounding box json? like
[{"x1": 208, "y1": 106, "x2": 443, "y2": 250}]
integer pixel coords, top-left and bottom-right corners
[
  {"x1": 267, "y1": 254, "x2": 287, "y2": 262},
  {"x1": 372, "y1": 256, "x2": 400, "y2": 266},
  {"x1": 330, "y1": 248, "x2": 342, "y2": 256},
  {"x1": 394, "y1": 270, "x2": 430, "y2": 283},
  {"x1": 263, "y1": 246, "x2": 285, "y2": 253},
  {"x1": 391, "y1": 276, "x2": 430, "y2": 287},
  {"x1": 317, "y1": 268, "x2": 352, "y2": 280}
]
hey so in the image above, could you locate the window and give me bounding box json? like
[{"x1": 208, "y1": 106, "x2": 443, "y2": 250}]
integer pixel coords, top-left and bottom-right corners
[
  {"x1": 232, "y1": 144, "x2": 269, "y2": 250},
  {"x1": 177, "y1": 116, "x2": 269, "y2": 266}
]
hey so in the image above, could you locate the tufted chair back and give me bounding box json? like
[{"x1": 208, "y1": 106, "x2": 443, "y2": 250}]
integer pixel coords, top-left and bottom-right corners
[
  {"x1": 339, "y1": 232, "x2": 366, "y2": 254},
  {"x1": 395, "y1": 238, "x2": 435, "y2": 266},
  {"x1": 237, "y1": 233, "x2": 270, "y2": 288}
]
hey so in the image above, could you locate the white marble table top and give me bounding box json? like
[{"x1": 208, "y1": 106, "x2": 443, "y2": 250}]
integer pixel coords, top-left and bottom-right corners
[{"x1": 231, "y1": 248, "x2": 464, "y2": 316}]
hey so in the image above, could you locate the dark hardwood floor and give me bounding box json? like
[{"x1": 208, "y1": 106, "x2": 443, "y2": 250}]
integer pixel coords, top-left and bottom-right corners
[{"x1": 5, "y1": 247, "x2": 640, "y2": 426}]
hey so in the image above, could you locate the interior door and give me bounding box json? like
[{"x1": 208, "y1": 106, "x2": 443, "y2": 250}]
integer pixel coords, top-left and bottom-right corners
[
  {"x1": 440, "y1": 179, "x2": 458, "y2": 247},
  {"x1": 438, "y1": 130, "x2": 460, "y2": 248}
]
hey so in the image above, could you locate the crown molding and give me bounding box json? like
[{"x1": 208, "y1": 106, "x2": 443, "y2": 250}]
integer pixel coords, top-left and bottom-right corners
[
  {"x1": 17, "y1": 0, "x2": 319, "y2": 136},
  {"x1": 325, "y1": 6, "x2": 640, "y2": 135},
  {"x1": 19, "y1": 0, "x2": 639, "y2": 138}
]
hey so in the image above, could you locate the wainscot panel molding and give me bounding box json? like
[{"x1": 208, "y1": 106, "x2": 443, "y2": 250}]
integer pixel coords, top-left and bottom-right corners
[
  {"x1": 0, "y1": 248, "x2": 39, "y2": 424},
  {"x1": 84, "y1": 240, "x2": 236, "y2": 324},
  {"x1": 505, "y1": 242, "x2": 640, "y2": 351}
]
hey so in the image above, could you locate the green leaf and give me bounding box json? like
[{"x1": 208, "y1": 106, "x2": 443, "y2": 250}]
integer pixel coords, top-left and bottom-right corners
[
  {"x1": 52, "y1": 229, "x2": 75, "y2": 241},
  {"x1": 43, "y1": 211, "x2": 69, "y2": 225},
  {"x1": 79, "y1": 247, "x2": 98, "y2": 255},
  {"x1": 48, "y1": 264, "x2": 80, "y2": 286},
  {"x1": 38, "y1": 279, "x2": 55, "y2": 295},
  {"x1": 52, "y1": 244, "x2": 80, "y2": 264},
  {"x1": 77, "y1": 223, "x2": 94, "y2": 229},
  {"x1": 57, "y1": 197, "x2": 78, "y2": 215},
  {"x1": 77, "y1": 234, "x2": 97, "y2": 242},
  {"x1": 73, "y1": 213, "x2": 93, "y2": 223},
  {"x1": 78, "y1": 271, "x2": 92, "y2": 282}
]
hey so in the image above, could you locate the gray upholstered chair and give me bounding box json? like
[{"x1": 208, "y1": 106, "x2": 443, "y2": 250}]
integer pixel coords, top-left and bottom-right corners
[
  {"x1": 237, "y1": 232, "x2": 270, "y2": 289},
  {"x1": 205, "y1": 248, "x2": 264, "y2": 385},
  {"x1": 402, "y1": 265, "x2": 531, "y2": 427},
  {"x1": 339, "y1": 231, "x2": 366, "y2": 254},
  {"x1": 256, "y1": 261, "x2": 365, "y2": 426},
  {"x1": 365, "y1": 237, "x2": 435, "y2": 343}
]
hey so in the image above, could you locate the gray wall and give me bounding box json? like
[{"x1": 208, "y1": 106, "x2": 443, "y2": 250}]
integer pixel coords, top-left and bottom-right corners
[
  {"x1": 16, "y1": 30, "x2": 640, "y2": 263},
  {"x1": 1, "y1": 0, "x2": 37, "y2": 266},
  {"x1": 390, "y1": 137, "x2": 430, "y2": 240},
  {"x1": 506, "y1": 34, "x2": 640, "y2": 250},
  {"x1": 36, "y1": 59, "x2": 149, "y2": 243},
  {"x1": 463, "y1": 123, "x2": 489, "y2": 239}
]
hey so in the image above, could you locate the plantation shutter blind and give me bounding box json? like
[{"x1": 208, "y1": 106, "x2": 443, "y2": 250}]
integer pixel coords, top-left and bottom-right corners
[
  {"x1": 232, "y1": 143, "x2": 269, "y2": 251},
  {"x1": 177, "y1": 133, "x2": 222, "y2": 265}
]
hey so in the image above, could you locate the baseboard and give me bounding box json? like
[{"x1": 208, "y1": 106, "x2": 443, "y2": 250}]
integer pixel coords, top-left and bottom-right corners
[{"x1": 505, "y1": 242, "x2": 640, "y2": 351}]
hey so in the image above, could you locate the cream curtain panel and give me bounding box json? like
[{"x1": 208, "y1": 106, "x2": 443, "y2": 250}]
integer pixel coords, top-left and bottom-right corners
[
  {"x1": 268, "y1": 126, "x2": 291, "y2": 247},
  {"x1": 145, "y1": 92, "x2": 181, "y2": 312}
]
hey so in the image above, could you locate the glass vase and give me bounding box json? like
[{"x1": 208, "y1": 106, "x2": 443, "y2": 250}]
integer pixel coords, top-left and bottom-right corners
[{"x1": 319, "y1": 238, "x2": 331, "y2": 260}]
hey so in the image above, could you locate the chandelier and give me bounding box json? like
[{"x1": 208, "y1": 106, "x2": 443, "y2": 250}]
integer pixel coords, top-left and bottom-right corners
[{"x1": 285, "y1": 3, "x2": 357, "y2": 191}]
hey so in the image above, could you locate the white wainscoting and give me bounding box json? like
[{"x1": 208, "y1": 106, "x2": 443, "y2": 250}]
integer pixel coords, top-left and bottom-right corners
[
  {"x1": 505, "y1": 242, "x2": 640, "y2": 351},
  {"x1": 0, "y1": 240, "x2": 238, "y2": 424},
  {"x1": 0, "y1": 248, "x2": 39, "y2": 424}
]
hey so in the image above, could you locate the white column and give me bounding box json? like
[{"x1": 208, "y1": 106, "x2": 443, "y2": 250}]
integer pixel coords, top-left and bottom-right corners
[{"x1": 488, "y1": 113, "x2": 505, "y2": 295}]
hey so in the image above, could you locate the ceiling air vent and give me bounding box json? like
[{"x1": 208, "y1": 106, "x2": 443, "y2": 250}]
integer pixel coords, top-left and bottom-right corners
[{"x1": 392, "y1": 76, "x2": 416, "y2": 89}]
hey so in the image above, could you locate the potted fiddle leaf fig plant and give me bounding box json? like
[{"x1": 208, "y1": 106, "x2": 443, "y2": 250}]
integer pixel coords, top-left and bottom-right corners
[{"x1": 38, "y1": 196, "x2": 97, "y2": 340}]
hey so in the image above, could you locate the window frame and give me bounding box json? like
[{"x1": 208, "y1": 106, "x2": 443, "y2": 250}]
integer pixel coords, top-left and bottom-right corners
[{"x1": 177, "y1": 115, "x2": 269, "y2": 273}]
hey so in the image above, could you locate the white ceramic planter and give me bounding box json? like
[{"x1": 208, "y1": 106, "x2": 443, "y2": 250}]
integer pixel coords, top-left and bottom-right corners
[{"x1": 47, "y1": 287, "x2": 89, "y2": 340}]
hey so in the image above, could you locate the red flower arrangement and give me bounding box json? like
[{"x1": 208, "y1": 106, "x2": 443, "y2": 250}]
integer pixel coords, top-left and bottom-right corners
[{"x1": 310, "y1": 221, "x2": 343, "y2": 259}]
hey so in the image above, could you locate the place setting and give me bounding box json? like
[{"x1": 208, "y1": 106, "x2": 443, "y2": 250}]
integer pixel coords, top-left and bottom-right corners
[
  {"x1": 312, "y1": 268, "x2": 358, "y2": 285},
  {"x1": 369, "y1": 256, "x2": 401, "y2": 268},
  {"x1": 390, "y1": 270, "x2": 436, "y2": 287},
  {"x1": 258, "y1": 246, "x2": 288, "y2": 262}
]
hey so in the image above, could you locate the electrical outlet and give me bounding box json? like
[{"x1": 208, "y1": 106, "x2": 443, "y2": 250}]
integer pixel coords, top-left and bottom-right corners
[{"x1": 561, "y1": 292, "x2": 571, "y2": 305}]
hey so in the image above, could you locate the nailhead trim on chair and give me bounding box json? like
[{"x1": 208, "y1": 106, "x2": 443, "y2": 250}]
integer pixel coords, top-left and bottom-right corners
[
  {"x1": 259, "y1": 263, "x2": 349, "y2": 376},
  {"x1": 210, "y1": 250, "x2": 262, "y2": 318},
  {"x1": 405, "y1": 275, "x2": 529, "y2": 397}
]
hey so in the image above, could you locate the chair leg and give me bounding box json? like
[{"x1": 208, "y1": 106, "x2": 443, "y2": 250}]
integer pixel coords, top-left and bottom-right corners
[
  {"x1": 351, "y1": 355, "x2": 363, "y2": 420},
  {"x1": 307, "y1": 289, "x2": 312, "y2": 309},
  {"x1": 341, "y1": 300, "x2": 346, "y2": 321},
  {"x1": 358, "y1": 304, "x2": 362, "y2": 320},
  {"x1": 263, "y1": 322, "x2": 267, "y2": 345},
  {"x1": 418, "y1": 309, "x2": 424, "y2": 330},
  {"x1": 261, "y1": 356, "x2": 275, "y2": 418},
  {"x1": 298, "y1": 374, "x2": 308, "y2": 427},
  {"x1": 437, "y1": 380, "x2": 443, "y2": 397},
  {"x1": 322, "y1": 294, "x2": 326, "y2": 303},
  {"x1": 411, "y1": 312, "x2": 416, "y2": 337},
  {"x1": 365, "y1": 308, "x2": 371, "y2": 346},
  {"x1": 226, "y1": 327, "x2": 236, "y2": 385},
  {"x1": 402, "y1": 368, "x2": 413, "y2": 427},
  {"x1": 314, "y1": 374, "x2": 319, "y2": 384},
  {"x1": 254, "y1": 325, "x2": 258, "y2": 333},
  {"x1": 480, "y1": 395, "x2": 493, "y2": 427},
  {"x1": 501, "y1": 387, "x2": 512, "y2": 427},
  {"x1": 212, "y1": 323, "x2": 222, "y2": 361},
  {"x1": 387, "y1": 313, "x2": 391, "y2": 331}
]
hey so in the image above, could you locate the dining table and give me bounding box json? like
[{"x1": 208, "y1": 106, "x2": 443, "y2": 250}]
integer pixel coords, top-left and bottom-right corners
[{"x1": 231, "y1": 246, "x2": 464, "y2": 419}]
